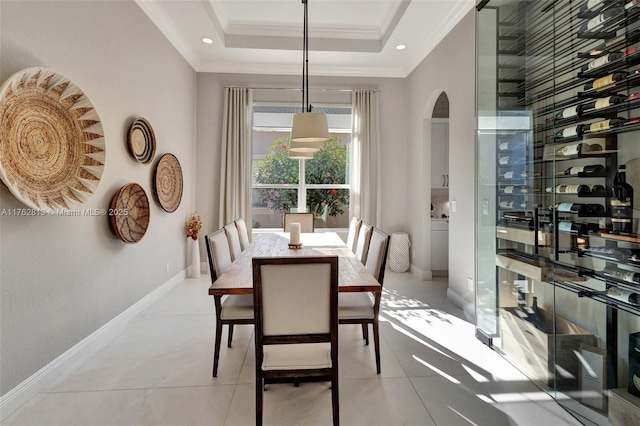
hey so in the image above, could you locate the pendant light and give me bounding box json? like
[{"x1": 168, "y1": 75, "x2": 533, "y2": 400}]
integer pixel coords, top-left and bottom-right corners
[
  {"x1": 288, "y1": 150, "x2": 315, "y2": 159},
  {"x1": 290, "y1": 0, "x2": 329, "y2": 153}
]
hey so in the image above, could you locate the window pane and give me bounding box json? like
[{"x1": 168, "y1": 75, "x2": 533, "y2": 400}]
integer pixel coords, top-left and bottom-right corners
[
  {"x1": 253, "y1": 134, "x2": 300, "y2": 185},
  {"x1": 305, "y1": 134, "x2": 350, "y2": 185},
  {"x1": 252, "y1": 188, "x2": 297, "y2": 229},
  {"x1": 307, "y1": 189, "x2": 349, "y2": 228}
]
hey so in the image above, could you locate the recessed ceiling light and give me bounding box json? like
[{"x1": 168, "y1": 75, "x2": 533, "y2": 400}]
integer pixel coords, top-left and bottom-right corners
[
  {"x1": 395, "y1": 44, "x2": 406, "y2": 50},
  {"x1": 202, "y1": 37, "x2": 213, "y2": 44}
]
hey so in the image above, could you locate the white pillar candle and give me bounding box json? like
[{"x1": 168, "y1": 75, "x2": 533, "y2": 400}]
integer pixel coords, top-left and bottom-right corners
[{"x1": 289, "y1": 222, "x2": 301, "y2": 245}]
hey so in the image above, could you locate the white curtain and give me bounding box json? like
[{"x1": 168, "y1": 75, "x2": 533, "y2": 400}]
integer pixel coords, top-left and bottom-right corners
[
  {"x1": 219, "y1": 87, "x2": 253, "y2": 232},
  {"x1": 350, "y1": 90, "x2": 381, "y2": 228}
]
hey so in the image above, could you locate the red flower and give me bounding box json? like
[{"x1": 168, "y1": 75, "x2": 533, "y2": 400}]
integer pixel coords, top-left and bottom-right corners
[
  {"x1": 281, "y1": 144, "x2": 287, "y2": 150},
  {"x1": 331, "y1": 189, "x2": 337, "y2": 195}
]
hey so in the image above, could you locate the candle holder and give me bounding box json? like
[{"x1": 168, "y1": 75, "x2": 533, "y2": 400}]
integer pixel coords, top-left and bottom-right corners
[{"x1": 288, "y1": 243, "x2": 303, "y2": 249}]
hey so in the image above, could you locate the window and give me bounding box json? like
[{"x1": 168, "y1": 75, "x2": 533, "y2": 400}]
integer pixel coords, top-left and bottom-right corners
[{"x1": 251, "y1": 105, "x2": 351, "y2": 229}]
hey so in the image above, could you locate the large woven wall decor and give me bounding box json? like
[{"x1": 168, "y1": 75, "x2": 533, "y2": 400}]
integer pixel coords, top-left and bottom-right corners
[
  {"x1": 0, "y1": 67, "x2": 105, "y2": 212},
  {"x1": 154, "y1": 153, "x2": 183, "y2": 212}
]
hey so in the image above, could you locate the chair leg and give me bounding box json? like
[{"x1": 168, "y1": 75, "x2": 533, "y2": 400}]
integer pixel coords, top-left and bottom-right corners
[
  {"x1": 228, "y1": 324, "x2": 234, "y2": 348},
  {"x1": 213, "y1": 319, "x2": 223, "y2": 377},
  {"x1": 362, "y1": 323, "x2": 369, "y2": 345},
  {"x1": 331, "y1": 375, "x2": 340, "y2": 426},
  {"x1": 213, "y1": 296, "x2": 223, "y2": 377},
  {"x1": 256, "y1": 376, "x2": 263, "y2": 426},
  {"x1": 373, "y1": 318, "x2": 381, "y2": 374}
]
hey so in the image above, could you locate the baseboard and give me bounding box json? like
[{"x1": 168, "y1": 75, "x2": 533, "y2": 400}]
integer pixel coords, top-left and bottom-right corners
[
  {"x1": 409, "y1": 264, "x2": 432, "y2": 280},
  {"x1": 447, "y1": 287, "x2": 476, "y2": 323},
  {"x1": 0, "y1": 270, "x2": 187, "y2": 421}
]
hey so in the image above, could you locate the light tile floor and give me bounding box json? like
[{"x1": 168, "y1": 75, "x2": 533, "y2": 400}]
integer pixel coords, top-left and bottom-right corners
[{"x1": 4, "y1": 272, "x2": 583, "y2": 426}]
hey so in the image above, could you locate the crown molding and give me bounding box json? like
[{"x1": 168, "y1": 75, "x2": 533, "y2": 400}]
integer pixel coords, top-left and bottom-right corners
[{"x1": 135, "y1": 0, "x2": 200, "y2": 68}]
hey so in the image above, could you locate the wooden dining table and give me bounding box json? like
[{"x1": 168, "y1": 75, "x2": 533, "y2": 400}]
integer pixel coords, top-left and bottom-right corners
[{"x1": 208, "y1": 232, "x2": 381, "y2": 296}]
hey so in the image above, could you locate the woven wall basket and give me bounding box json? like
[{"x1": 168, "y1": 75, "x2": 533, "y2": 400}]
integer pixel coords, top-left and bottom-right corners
[
  {"x1": 109, "y1": 183, "x2": 150, "y2": 244},
  {"x1": 127, "y1": 118, "x2": 156, "y2": 164},
  {"x1": 0, "y1": 67, "x2": 105, "y2": 212},
  {"x1": 154, "y1": 153, "x2": 183, "y2": 212}
]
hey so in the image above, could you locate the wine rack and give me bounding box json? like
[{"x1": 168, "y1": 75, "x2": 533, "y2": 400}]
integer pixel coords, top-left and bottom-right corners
[{"x1": 476, "y1": 0, "x2": 640, "y2": 423}]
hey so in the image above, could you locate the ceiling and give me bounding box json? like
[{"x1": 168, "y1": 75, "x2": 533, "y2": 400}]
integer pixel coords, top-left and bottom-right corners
[{"x1": 136, "y1": 0, "x2": 475, "y2": 78}]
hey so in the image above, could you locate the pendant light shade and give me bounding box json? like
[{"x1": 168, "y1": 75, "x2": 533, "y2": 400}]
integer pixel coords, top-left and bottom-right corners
[
  {"x1": 290, "y1": 0, "x2": 328, "y2": 149},
  {"x1": 290, "y1": 112, "x2": 329, "y2": 149},
  {"x1": 288, "y1": 149, "x2": 315, "y2": 159}
]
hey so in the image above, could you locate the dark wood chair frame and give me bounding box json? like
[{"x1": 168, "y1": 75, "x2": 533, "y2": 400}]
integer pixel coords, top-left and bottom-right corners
[
  {"x1": 339, "y1": 228, "x2": 390, "y2": 374},
  {"x1": 205, "y1": 230, "x2": 254, "y2": 377},
  {"x1": 253, "y1": 256, "x2": 340, "y2": 426}
]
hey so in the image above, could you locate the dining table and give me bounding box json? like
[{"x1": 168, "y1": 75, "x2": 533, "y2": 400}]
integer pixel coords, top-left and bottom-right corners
[{"x1": 208, "y1": 231, "x2": 381, "y2": 296}]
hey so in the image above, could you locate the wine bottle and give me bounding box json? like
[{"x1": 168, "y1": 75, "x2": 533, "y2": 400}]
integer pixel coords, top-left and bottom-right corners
[
  {"x1": 606, "y1": 287, "x2": 640, "y2": 305},
  {"x1": 626, "y1": 0, "x2": 640, "y2": 10},
  {"x1": 579, "y1": 8, "x2": 623, "y2": 33},
  {"x1": 556, "y1": 142, "x2": 590, "y2": 156},
  {"x1": 603, "y1": 265, "x2": 640, "y2": 284},
  {"x1": 584, "y1": 246, "x2": 631, "y2": 261},
  {"x1": 588, "y1": 117, "x2": 626, "y2": 133},
  {"x1": 546, "y1": 184, "x2": 590, "y2": 194},
  {"x1": 581, "y1": 52, "x2": 624, "y2": 72},
  {"x1": 499, "y1": 155, "x2": 510, "y2": 165},
  {"x1": 564, "y1": 164, "x2": 605, "y2": 175},
  {"x1": 555, "y1": 203, "x2": 605, "y2": 215},
  {"x1": 612, "y1": 165, "x2": 634, "y2": 233},
  {"x1": 558, "y1": 221, "x2": 599, "y2": 234},
  {"x1": 583, "y1": 72, "x2": 627, "y2": 91},
  {"x1": 580, "y1": 95, "x2": 625, "y2": 114},
  {"x1": 579, "y1": 0, "x2": 612, "y2": 14},
  {"x1": 499, "y1": 200, "x2": 514, "y2": 208},
  {"x1": 555, "y1": 125, "x2": 586, "y2": 139},
  {"x1": 555, "y1": 105, "x2": 581, "y2": 119},
  {"x1": 590, "y1": 184, "x2": 606, "y2": 193},
  {"x1": 502, "y1": 170, "x2": 514, "y2": 179}
]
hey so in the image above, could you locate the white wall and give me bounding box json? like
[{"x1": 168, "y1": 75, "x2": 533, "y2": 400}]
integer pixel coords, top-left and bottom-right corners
[
  {"x1": 0, "y1": 1, "x2": 196, "y2": 395},
  {"x1": 405, "y1": 10, "x2": 476, "y2": 314},
  {"x1": 196, "y1": 73, "x2": 409, "y2": 244}
]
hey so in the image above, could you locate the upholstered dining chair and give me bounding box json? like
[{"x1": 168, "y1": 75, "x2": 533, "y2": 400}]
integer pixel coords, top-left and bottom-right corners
[
  {"x1": 252, "y1": 256, "x2": 339, "y2": 426},
  {"x1": 234, "y1": 218, "x2": 250, "y2": 250},
  {"x1": 338, "y1": 228, "x2": 390, "y2": 374},
  {"x1": 204, "y1": 229, "x2": 254, "y2": 377},
  {"x1": 283, "y1": 212, "x2": 315, "y2": 233},
  {"x1": 223, "y1": 222, "x2": 242, "y2": 260},
  {"x1": 346, "y1": 217, "x2": 362, "y2": 253},
  {"x1": 354, "y1": 222, "x2": 373, "y2": 264}
]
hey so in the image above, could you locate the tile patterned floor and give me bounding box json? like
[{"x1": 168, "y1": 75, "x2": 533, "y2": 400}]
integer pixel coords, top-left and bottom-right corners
[{"x1": 4, "y1": 272, "x2": 583, "y2": 425}]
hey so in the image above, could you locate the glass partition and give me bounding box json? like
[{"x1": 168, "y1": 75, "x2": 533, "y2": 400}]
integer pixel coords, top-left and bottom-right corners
[{"x1": 476, "y1": 1, "x2": 640, "y2": 424}]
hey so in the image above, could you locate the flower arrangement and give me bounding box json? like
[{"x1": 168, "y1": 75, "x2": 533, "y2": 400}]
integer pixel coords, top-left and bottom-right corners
[{"x1": 185, "y1": 212, "x2": 202, "y2": 240}]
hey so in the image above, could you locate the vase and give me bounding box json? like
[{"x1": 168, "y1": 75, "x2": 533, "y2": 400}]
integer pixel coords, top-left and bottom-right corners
[{"x1": 190, "y1": 238, "x2": 201, "y2": 278}]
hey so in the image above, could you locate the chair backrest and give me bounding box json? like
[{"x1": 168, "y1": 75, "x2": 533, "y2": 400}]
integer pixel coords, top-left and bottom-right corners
[
  {"x1": 235, "y1": 218, "x2": 250, "y2": 250},
  {"x1": 346, "y1": 217, "x2": 362, "y2": 253},
  {"x1": 252, "y1": 256, "x2": 338, "y2": 340},
  {"x1": 283, "y1": 212, "x2": 315, "y2": 233},
  {"x1": 365, "y1": 228, "x2": 391, "y2": 284},
  {"x1": 204, "y1": 229, "x2": 232, "y2": 281},
  {"x1": 354, "y1": 222, "x2": 373, "y2": 264},
  {"x1": 224, "y1": 222, "x2": 242, "y2": 260}
]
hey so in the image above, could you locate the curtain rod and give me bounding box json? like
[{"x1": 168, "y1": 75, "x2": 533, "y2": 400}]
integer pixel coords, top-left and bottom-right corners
[{"x1": 223, "y1": 86, "x2": 379, "y2": 92}]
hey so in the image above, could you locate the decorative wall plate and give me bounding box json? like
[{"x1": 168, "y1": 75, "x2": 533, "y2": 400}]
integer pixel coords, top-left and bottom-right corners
[
  {"x1": 109, "y1": 183, "x2": 150, "y2": 244},
  {"x1": 0, "y1": 67, "x2": 105, "y2": 212},
  {"x1": 154, "y1": 153, "x2": 183, "y2": 212},
  {"x1": 127, "y1": 118, "x2": 156, "y2": 164}
]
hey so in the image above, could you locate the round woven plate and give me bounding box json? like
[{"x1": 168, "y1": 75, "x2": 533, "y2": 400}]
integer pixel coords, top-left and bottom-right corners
[
  {"x1": 154, "y1": 153, "x2": 183, "y2": 212},
  {"x1": 0, "y1": 67, "x2": 105, "y2": 212},
  {"x1": 109, "y1": 183, "x2": 150, "y2": 244},
  {"x1": 127, "y1": 118, "x2": 156, "y2": 164}
]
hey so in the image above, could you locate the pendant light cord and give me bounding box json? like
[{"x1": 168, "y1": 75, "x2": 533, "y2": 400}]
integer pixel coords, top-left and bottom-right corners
[{"x1": 302, "y1": 0, "x2": 309, "y2": 113}]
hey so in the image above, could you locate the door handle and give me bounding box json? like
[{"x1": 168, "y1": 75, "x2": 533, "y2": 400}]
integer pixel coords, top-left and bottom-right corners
[{"x1": 442, "y1": 174, "x2": 445, "y2": 187}]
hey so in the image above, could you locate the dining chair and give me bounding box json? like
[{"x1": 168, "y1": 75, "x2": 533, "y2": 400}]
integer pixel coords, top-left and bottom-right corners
[
  {"x1": 252, "y1": 256, "x2": 339, "y2": 426},
  {"x1": 204, "y1": 229, "x2": 254, "y2": 377},
  {"x1": 283, "y1": 212, "x2": 315, "y2": 232},
  {"x1": 354, "y1": 222, "x2": 373, "y2": 264},
  {"x1": 223, "y1": 222, "x2": 242, "y2": 260},
  {"x1": 346, "y1": 217, "x2": 362, "y2": 253},
  {"x1": 234, "y1": 218, "x2": 250, "y2": 250},
  {"x1": 339, "y1": 228, "x2": 390, "y2": 374}
]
